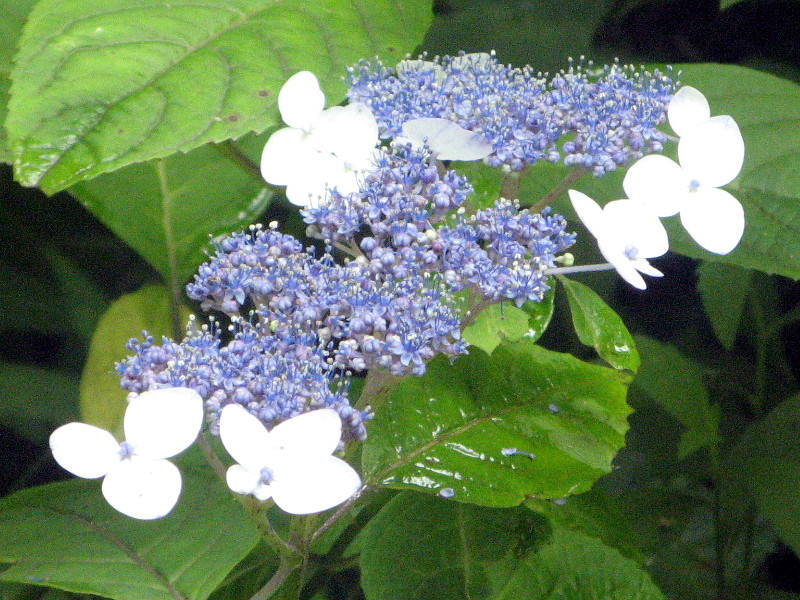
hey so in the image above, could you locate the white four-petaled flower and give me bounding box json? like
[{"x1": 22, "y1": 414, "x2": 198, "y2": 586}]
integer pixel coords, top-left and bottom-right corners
[
  {"x1": 569, "y1": 190, "x2": 669, "y2": 290},
  {"x1": 260, "y1": 71, "x2": 379, "y2": 207},
  {"x1": 49, "y1": 387, "x2": 204, "y2": 520},
  {"x1": 219, "y1": 405, "x2": 362, "y2": 515},
  {"x1": 623, "y1": 86, "x2": 745, "y2": 255}
]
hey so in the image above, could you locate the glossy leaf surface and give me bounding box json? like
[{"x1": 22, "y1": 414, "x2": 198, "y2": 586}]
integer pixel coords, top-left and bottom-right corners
[{"x1": 362, "y1": 340, "x2": 632, "y2": 506}]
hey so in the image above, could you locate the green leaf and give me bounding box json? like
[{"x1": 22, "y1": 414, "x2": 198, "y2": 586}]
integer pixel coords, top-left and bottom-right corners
[
  {"x1": 0, "y1": 0, "x2": 37, "y2": 162},
  {"x1": 359, "y1": 491, "x2": 553, "y2": 600},
  {"x1": 0, "y1": 449, "x2": 261, "y2": 600},
  {"x1": 463, "y1": 289, "x2": 555, "y2": 354},
  {"x1": 697, "y1": 261, "x2": 753, "y2": 350},
  {"x1": 496, "y1": 527, "x2": 665, "y2": 599},
  {"x1": 7, "y1": 0, "x2": 433, "y2": 192},
  {"x1": 362, "y1": 340, "x2": 632, "y2": 506},
  {"x1": 359, "y1": 491, "x2": 664, "y2": 600},
  {"x1": 70, "y1": 145, "x2": 272, "y2": 284},
  {"x1": 737, "y1": 395, "x2": 800, "y2": 556},
  {"x1": 79, "y1": 284, "x2": 193, "y2": 434},
  {"x1": 631, "y1": 335, "x2": 720, "y2": 459},
  {"x1": 0, "y1": 362, "x2": 79, "y2": 443},
  {"x1": 525, "y1": 487, "x2": 645, "y2": 564},
  {"x1": 559, "y1": 276, "x2": 640, "y2": 372}
]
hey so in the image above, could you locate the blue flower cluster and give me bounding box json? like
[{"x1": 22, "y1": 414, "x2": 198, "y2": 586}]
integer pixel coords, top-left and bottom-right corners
[
  {"x1": 117, "y1": 144, "x2": 574, "y2": 437},
  {"x1": 304, "y1": 145, "x2": 576, "y2": 306},
  {"x1": 117, "y1": 317, "x2": 369, "y2": 441},
  {"x1": 347, "y1": 53, "x2": 676, "y2": 176}
]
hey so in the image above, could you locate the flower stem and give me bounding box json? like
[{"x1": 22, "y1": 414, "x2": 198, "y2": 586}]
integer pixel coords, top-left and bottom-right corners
[
  {"x1": 197, "y1": 433, "x2": 300, "y2": 559},
  {"x1": 545, "y1": 263, "x2": 616, "y2": 275}
]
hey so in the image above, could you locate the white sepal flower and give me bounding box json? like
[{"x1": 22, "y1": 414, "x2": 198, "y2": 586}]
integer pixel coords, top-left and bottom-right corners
[
  {"x1": 623, "y1": 114, "x2": 745, "y2": 255},
  {"x1": 260, "y1": 71, "x2": 379, "y2": 207},
  {"x1": 219, "y1": 405, "x2": 361, "y2": 515},
  {"x1": 49, "y1": 387, "x2": 203, "y2": 520},
  {"x1": 569, "y1": 190, "x2": 668, "y2": 290},
  {"x1": 399, "y1": 118, "x2": 493, "y2": 161},
  {"x1": 667, "y1": 86, "x2": 711, "y2": 137}
]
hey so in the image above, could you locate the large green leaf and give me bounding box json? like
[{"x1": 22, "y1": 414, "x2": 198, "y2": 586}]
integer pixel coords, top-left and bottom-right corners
[
  {"x1": 7, "y1": 0, "x2": 432, "y2": 192},
  {"x1": 362, "y1": 340, "x2": 632, "y2": 506},
  {"x1": 79, "y1": 284, "x2": 193, "y2": 435},
  {"x1": 0, "y1": 449, "x2": 261, "y2": 600},
  {"x1": 736, "y1": 395, "x2": 800, "y2": 556},
  {"x1": 632, "y1": 335, "x2": 720, "y2": 459},
  {"x1": 559, "y1": 276, "x2": 640, "y2": 372},
  {"x1": 359, "y1": 491, "x2": 664, "y2": 600},
  {"x1": 0, "y1": 0, "x2": 37, "y2": 162},
  {"x1": 69, "y1": 145, "x2": 272, "y2": 284}
]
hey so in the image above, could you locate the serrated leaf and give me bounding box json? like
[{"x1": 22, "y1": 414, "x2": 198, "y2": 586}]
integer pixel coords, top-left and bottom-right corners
[
  {"x1": 79, "y1": 284, "x2": 193, "y2": 434},
  {"x1": 632, "y1": 335, "x2": 720, "y2": 459},
  {"x1": 7, "y1": 0, "x2": 432, "y2": 192},
  {"x1": 70, "y1": 144, "x2": 272, "y2": 284},
  {"x1": 0, "y1": 0, "x2": 37, "y2": 162},
  {"x1": 697, "y1": 261, "x2": 753, "y2": 349},
  {"x1": 736, "y1": 395, "x2": 800, "y2": 556},
  {"x1": 559, "y1": 276, "x2": 640, "y2": 372},
  {"x1": 0, "y1": 448, "x2": 261, "y2": 600},
  {"x1": 0, "y1": 362, "x2": 79, "y2": 443},
  {"x1": 362, "y1": 341, "x2": 632, "y2": 506},
  {"x1": 359, "y1": 491, "x2": 664, "y2": 600}
]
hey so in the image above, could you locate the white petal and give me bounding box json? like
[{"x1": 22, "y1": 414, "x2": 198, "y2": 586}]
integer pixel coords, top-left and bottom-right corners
[
  {"x1": 401, "y1": 118, "x2": 492, "y2": 161},
  {"x1": 679, "y1": 187, "x2": 745, "y2": 255},
  {"x1": 279, "y1": 71, "x2": 325, "y2": 130},
  {"x1": 271, "y1": 455, "x2": 361, "y2": 515},
  {"x1": 622, "y1": 155, "x2": 688, "y2": 217},
  {"x1": 101, "y1": 456, "x2": 181, "y2": 520},
  {"x1": 260, "y1": 127, "x2": 316, "y2": 186},
  {"x1": 124, "y1": 387, "x2": 203, "y2": 459},
  {"x1": 632, "y1": 259, "x2": 664, "y2": 278},
  {"x1": 668, "y1": 86, "x2": 710, "y2": 137},
  {"x1": 50, "y1": 423, "x2": 120, "y2": 479},
  {"x1": 268, "y1": 409, "x2": 342, "y2": 457},
  {"x1": 284, "y1": 152, "x2": 348, "y2": 207},
  {"x1": 311, "y1": 103, "x2": 379, "y2": 165},
  {"x1": 219, "y1": 404, "x2": 273, "y2": 473},
  {"x1": 568, "y1": 189, "x2": 605, "y2": 240},
  {"x1": 678, "y1": 115, "x2": 745, "y2": 188},
  {"x1": 602, "y1": 200, "x2": 669, "y2": 259},
  {"x1": 601, "y1": 248, "x2": 648, "y2": 290},
  {"x1": 226, "y1": 464, "x2": 263, "y2": 497}
]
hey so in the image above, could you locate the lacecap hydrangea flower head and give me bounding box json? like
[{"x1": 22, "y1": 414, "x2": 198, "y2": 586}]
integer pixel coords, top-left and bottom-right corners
[{"x1": 50, "y1": 56, "x2": 747, "y2": 521}]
